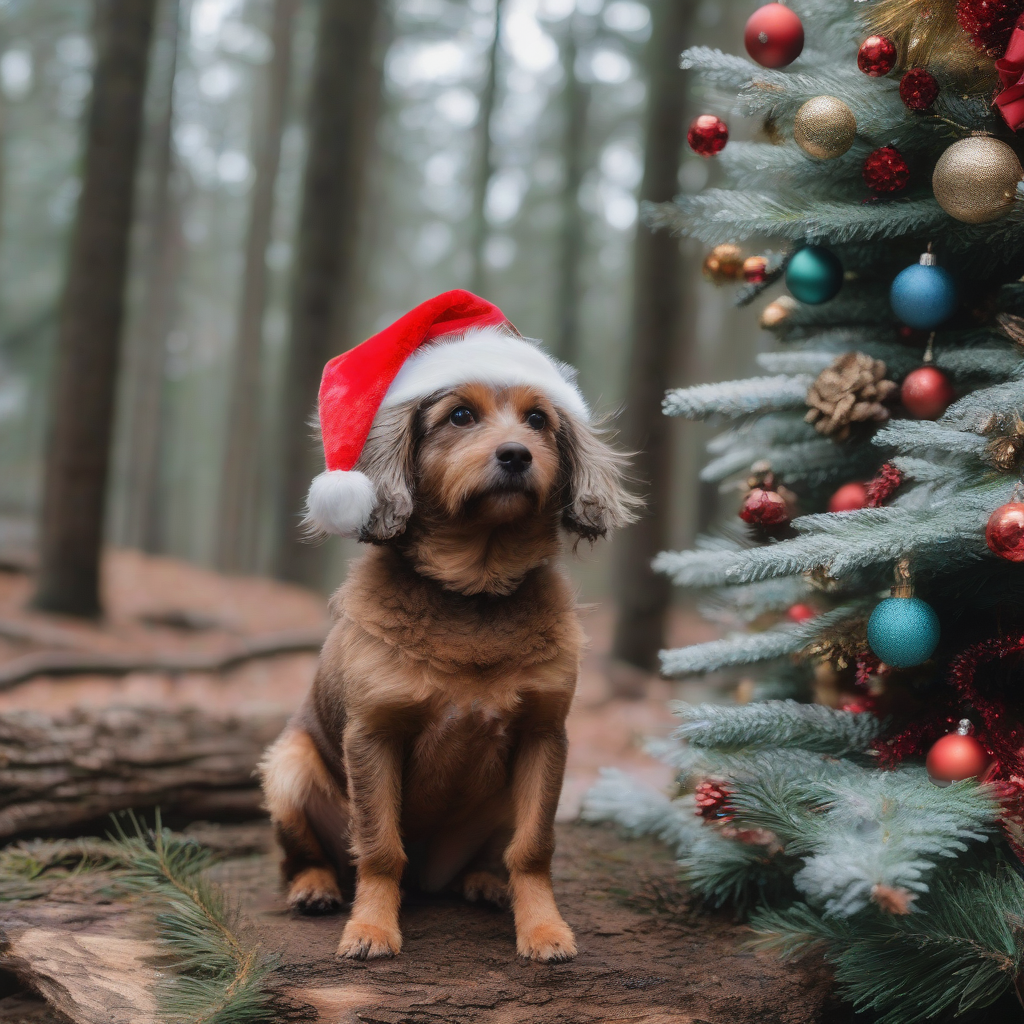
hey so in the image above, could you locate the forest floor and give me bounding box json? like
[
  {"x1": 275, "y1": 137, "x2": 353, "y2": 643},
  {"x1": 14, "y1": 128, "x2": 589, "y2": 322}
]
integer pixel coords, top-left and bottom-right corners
[{"x1": 0, "y1": 549, "x2": 849, "y2": 1023}]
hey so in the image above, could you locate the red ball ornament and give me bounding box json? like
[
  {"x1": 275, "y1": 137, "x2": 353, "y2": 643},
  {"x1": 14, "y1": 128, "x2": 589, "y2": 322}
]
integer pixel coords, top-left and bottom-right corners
[
  {"x1": 740, "y1": 488, "x2": 790, "y2": 526},
  {"x1": 901, "y1": 366, "x2": 955, "y2": 419},
  {"x1": 829, "y1": 481, "x2": 869, "y2": 513},
  {"x1": 986, "y1": 501, "x2": 1024, "y2": 561},
  {"x1": 786, "y1": 603, "x2": 816, "y2": 623},
  {"x1": 687, "y1": 114, "x2": 728, "y2": 157},
  {"x1": 744, "y1": 3, "x2": 805, "y2": 68},
  {"x1": 857, "y1": 34, "x2": 897, "y2": 75},
  {"x1": 863, "y1": 146, "x2": 910, "y2": 193},
  {"x1": 926, "y1": 720, "x2": 992, "y2": 786},
  {"x1": 956, "y1": 0, "x2": 1024, "y2": 57},
  {"x1": 900, "y1": 68, "x2": 940, "y2": 110},
  {"x1": 743, "y1": 255, "x2": 769, "y2": 283}
]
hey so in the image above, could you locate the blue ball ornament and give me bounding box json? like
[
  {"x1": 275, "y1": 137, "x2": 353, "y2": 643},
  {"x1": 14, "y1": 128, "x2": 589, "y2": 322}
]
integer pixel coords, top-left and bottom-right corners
[
  {"x1": 786, "y1": 246, "x2": 844, "y2": 304},
  {"x1": 867, "y1": 596, "x2": 940, "y2": 668},
  {"x1": 890, "y1": 260, "x2": 957, "y2": 330}
]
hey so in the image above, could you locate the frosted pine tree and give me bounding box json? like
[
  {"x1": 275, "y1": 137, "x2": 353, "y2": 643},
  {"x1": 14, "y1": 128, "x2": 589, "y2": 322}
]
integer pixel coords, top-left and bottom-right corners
[{"x1": 584, "y1": 1, "x2": 1024, "y2": 1020}]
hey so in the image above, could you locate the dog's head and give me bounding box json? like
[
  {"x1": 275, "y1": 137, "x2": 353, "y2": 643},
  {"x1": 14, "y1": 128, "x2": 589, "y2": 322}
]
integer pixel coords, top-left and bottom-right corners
[{"x1": 349, "y1": 381, "x2": 636, "y2": 546}]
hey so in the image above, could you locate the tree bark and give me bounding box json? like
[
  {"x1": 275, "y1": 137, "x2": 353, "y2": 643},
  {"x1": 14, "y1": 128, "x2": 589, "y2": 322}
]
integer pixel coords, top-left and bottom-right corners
[
  {"x1": 34, "y1": 0, "x2": 158, "y2": 617},
  {"x1": 554, "y1": 17, "x2": 589, "y2": 366},
  {"x1": 216, "y1": 0, "x2": 299, "y2": 574},
  {"x1": 118, "y1": 0, "x2": 185, "y2": 556},
  {"x1": 469, "y1": 0, "x2": 503, "y2": 297},
  {"x1": 0, "y1": 706, "x2": 285, "y2": 841},
  {"x1": 610, "y1": 0, "x2": 694, "y2": 677},
  {"x1": 273, "y1": 0, "x2": 381, "y2": 587}
]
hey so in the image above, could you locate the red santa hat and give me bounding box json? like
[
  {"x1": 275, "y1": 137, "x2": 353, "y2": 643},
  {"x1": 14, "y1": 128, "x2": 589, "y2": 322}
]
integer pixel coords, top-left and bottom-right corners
[{"x1": 306, "y1": 289, "x2": 589, "y2": 537}]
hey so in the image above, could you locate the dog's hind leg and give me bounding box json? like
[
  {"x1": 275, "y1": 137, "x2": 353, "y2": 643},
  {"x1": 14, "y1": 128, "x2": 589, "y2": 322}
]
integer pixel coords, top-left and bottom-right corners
[{"x1": 259, "y1": 727, "x2": 352, "y2": 914}]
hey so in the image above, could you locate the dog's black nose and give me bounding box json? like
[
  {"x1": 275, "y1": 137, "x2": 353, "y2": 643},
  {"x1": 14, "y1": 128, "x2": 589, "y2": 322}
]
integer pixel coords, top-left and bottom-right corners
[{"x1": 495, "y1": 442, "x2": 532, "y2": 473}]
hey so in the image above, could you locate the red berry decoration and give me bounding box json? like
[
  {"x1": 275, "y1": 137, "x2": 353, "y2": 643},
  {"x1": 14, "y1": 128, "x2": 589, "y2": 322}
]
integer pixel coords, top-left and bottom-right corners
[
  {"x1": 694, "y1": 780, "x2": 734, "y2": 819},
  {"x1": 956, "y1": 0, "x2": 1024, "y2": 56},
  {"x1": 740, "y1": 488, "x2": 790, "y2": 526},
  {"x1": 858, "y1": 35, "x2": 897, "y2": 76},
  {"x1": 986, "y1": 501, "x2": 1024, "y2": 561},
  {"x1": 743, "y1": 255, "x2": 768, "y2": 283},
  {"x1": 786, "y1": 603, "x2": 816, "y2": 623},
  {"x1": 901, "y1": 366, "x2": 955, "y2": 419},
  {"x1": 927, "y1": 720, "x2": 992, "y2": 786},
  {"x1": 688, "y1": 114, "x2": 728, "y2": 156},
  {"x1": 744, "y1": 3, "x2": 805, "y2": 68},
  {"x1": 900, "y1": 68, "x2": 940, "y2": 110},
  {"x1": 829, "y1": 481, "x2": 869, "y2": 513},
  {"x1": 863, "y1": 146, "x2": 910, "y2": 193}
]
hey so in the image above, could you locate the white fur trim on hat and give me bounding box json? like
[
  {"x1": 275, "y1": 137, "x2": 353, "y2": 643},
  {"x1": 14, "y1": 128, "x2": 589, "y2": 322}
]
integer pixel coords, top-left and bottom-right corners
[
  {"x1": 304, "y1": 469, "x2": 376, "y2": 537},
  {"x1": 382, "y1": 326, "x2": 589, "y2": 420}
]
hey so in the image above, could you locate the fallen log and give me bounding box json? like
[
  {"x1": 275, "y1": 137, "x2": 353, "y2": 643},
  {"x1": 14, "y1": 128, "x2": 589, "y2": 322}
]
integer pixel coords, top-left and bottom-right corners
[
  {"x1": 0, "y1": 706, "x2": 286, "y2": 841},
  {"x1": 0, "y1": 625, "x2": 326, "y2": 691}
]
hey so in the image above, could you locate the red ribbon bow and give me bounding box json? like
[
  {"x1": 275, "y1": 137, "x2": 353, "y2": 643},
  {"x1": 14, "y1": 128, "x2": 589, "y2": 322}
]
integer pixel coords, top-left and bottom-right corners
[{"x1": 995, "y1": 19, "x2": 1024, "y2": 129}]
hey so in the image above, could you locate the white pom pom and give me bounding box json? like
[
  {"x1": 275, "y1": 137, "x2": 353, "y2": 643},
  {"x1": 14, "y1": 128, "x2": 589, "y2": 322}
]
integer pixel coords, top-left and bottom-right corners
[{"x1": 304, "y1": 470, "x2": 376, "y2": 537}]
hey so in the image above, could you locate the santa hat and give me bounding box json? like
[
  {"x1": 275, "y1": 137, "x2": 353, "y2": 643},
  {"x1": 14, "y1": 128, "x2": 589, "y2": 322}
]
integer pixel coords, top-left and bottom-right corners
[{"x1": 306, "y1": 289, "x2": 589, "y2": 537}]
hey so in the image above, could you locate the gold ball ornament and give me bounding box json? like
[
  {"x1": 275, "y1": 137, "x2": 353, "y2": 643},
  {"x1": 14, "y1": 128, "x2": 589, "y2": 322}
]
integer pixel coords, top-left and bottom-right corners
[
  {"x1": 793, "y1": 96, "x2": 857, "y2": 160},
  {"x1": 759, "y1": 295, "x2": 797, "y2": 329},
  {"x1": 932, "y1": 137, "x2": 1023, "y2": 224},
  {"x1": 702, "y1": 243, "x2": 745, "y2": 284}
]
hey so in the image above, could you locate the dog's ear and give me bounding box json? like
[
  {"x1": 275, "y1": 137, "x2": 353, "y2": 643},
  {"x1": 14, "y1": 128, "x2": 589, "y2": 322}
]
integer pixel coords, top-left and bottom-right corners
[
  {"x1": 354, "y1": 401, "x2": 419, "y2": 542},
  {"x1": 557, "y1": 412, "x2": 640, "y2": 540}
]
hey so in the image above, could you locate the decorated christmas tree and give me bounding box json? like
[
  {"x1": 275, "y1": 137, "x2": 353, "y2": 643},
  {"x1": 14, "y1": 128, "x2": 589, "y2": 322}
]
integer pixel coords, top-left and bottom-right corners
[{"x1": 585, "y1": 1, "x2": 1024, "y2": 1020}]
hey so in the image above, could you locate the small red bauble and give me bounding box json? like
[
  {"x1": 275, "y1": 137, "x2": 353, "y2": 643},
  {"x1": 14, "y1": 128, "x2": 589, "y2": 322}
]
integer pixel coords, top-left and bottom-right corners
[
  {"x1": 927, "y1": 720, "x2": 992, "y2": 785},
  {"x1": 740, "y1": 488, "x2": 790, "y2": 526},
  {"x1": 863, "y1": 146, "x2": 910, "y2": 193},
  {"x1": 744, "y1": 3, "x2": 805, "y2": 68},
  {"x1": 743, "y1": 255, "x2": 769, "y2": 283},
  {"x1": 688, "y1": 114, "x2": 728, "y2": 157},
  {"x1": 829, "y1": 481, "x2": 869, "y2": 512},
  {"x1": 956, "y1": 0, "x2": 1024, "y2": 57},
  {"x1": 986, "y1": 502, "x2": 1024, "y2": 561},
  {"x1": 857, "y1": 35, "x2": 897, "y2": 76},
  {"x1": 900, "y1": 68, "x2": 940, "y2": 110},
  {"x1": 786, "y1": 603, "x2": 816, "y2": 622},
  {"x1": 901, "y1": 366, "x2": 955, "y2": 419}
]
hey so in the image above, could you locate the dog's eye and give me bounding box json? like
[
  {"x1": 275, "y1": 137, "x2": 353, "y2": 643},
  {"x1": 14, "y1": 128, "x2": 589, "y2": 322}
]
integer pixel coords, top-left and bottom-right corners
[
  {"x1": 526, "y1": 411, "x2": 546, "y2": 430},
  {"x1": 449, "y1": 407, "x2": 475, "y2": 426}
]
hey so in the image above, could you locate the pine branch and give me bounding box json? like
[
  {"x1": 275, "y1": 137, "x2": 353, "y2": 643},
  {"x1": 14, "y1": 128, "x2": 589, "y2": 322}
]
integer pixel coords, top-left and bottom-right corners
[{"x1": 662, "y1": 374, "x2": 812, "y2": 419}]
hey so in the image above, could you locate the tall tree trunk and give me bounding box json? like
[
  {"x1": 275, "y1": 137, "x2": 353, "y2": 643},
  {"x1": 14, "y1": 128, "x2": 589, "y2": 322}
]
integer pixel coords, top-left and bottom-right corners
[
  {"x1": 273, "y1": 0, "x2": 380, "y2": 587},
  {"x1": 469, "y1": 0, "x2": 503, "y2": 297},
  {"x1": 555, "y1": 17, "x2": 588, "y2": 366},
  {"x1": 34, "y1": 0, "x2": 158, "y2": 617},
  {"x1": 118, "y1": 0, "x2": 184, "y2": 555},
  {"x1": 610, "y1": 0, "x2": 694, "y2": 677},
  {"x1": 216, "y1": 0, "x2": 298, "y2": 574}
]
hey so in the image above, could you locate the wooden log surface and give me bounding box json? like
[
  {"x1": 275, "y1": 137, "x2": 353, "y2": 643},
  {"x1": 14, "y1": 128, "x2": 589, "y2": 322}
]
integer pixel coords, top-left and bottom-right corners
[{"x1": 0, "y1": 706, "x2": 285, "y2": 841}]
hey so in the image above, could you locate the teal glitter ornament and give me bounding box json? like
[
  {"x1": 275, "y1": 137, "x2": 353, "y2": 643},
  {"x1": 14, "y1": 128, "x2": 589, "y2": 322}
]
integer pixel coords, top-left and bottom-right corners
[
  {"x1": 867, "y1": 596, "x2": 940, "y2": 668},
  {"x1": 785, "y1": 246, "x2": 843, "y2": 304},
  {"x1": 890, "y1": 252, "x2": 957, "y2": 330}
]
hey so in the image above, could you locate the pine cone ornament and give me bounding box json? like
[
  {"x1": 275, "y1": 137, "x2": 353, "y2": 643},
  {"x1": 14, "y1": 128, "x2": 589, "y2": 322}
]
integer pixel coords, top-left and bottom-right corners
[
  {"x1": 985, "y1": 414, "x2": 1024, "y2": 471},
  {"x1": 694, "y1": 780, "x2": 733, "y2": 819},
  {"x1": 805, "y1": 352, "x2": 898, "y2": 440}
]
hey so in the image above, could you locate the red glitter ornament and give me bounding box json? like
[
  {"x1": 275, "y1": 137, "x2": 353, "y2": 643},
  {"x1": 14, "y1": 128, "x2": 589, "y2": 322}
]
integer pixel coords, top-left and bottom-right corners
[
  {"x1": 858, "y1": 35, "x2": 897, "y2": 76},
  {"x1": 865, "y1": 462, "x2": 904, "y2": 506},
  {"x1": 901, "y1": 366, "x2": 955, "y2": 419},
  {"x1": 743, "y1": 255, "x2": 769, "y2": 283},
  {"x1": 740, "y1": 488, "x2": 790, "y2": 526},
  {"x1": 786, "y1": 603, "x2": 816, "y2": 623},
  {"x1": 829, "y1": 481, "x2": 869, "y2": 512},
  {"x1": 900, "y1": 68, "x2": 940, "y2": 110},
  {"x1": 986, "y1": 501, "x2": 1024, "y2": 561},
  {"x1": 694, "y1": 780, "x2": 734, "y2": 819},
  {"x1": 687, "y1": 114, "x2": 728, "y2": 157},
  {"x1": 744, "y1": 3, "x2": 805, "y2": 68},
  {"x1": 956, "y1": 0, "x2": 1024, "y2": 57},
  {"x1": 863, "y1": 146, "x2": 910, "y2": 193},
  {"x1": 927, "y1": 720, "x2": 993, "y2": 785}
]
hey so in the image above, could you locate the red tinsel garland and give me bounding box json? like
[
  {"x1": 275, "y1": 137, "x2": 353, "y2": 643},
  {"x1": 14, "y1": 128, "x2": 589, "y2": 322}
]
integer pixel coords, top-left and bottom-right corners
[{"x1": 865, "y1": 462, "x2": 903, "y2": 507}]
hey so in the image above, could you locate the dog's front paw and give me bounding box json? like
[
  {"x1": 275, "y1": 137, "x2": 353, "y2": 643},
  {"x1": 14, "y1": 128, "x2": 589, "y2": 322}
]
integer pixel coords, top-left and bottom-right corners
[
  {"x1": 463, "y1": 870, "x2": 509, "y2": 907},
  {"x1": 288, "y1": 867, "x2": 343, "y2": 915},
  {"x1": 337, "y1": 919, "x2": 402, "y2": 960},
  {"x1": 516, "y1": 918, "x2": 577, "y2": 963}
]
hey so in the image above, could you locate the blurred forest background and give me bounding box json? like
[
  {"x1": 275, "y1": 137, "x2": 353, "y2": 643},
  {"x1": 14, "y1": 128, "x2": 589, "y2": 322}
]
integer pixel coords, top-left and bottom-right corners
[{"x1": 0, "y1": 0, "x2": 764, "y2": 672}]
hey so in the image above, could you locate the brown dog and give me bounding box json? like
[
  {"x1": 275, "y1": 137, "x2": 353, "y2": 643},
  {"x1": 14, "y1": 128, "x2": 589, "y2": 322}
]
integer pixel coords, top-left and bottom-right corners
[{"x1": 260, "y1": 319, "x2": 634, "y2": 963}]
